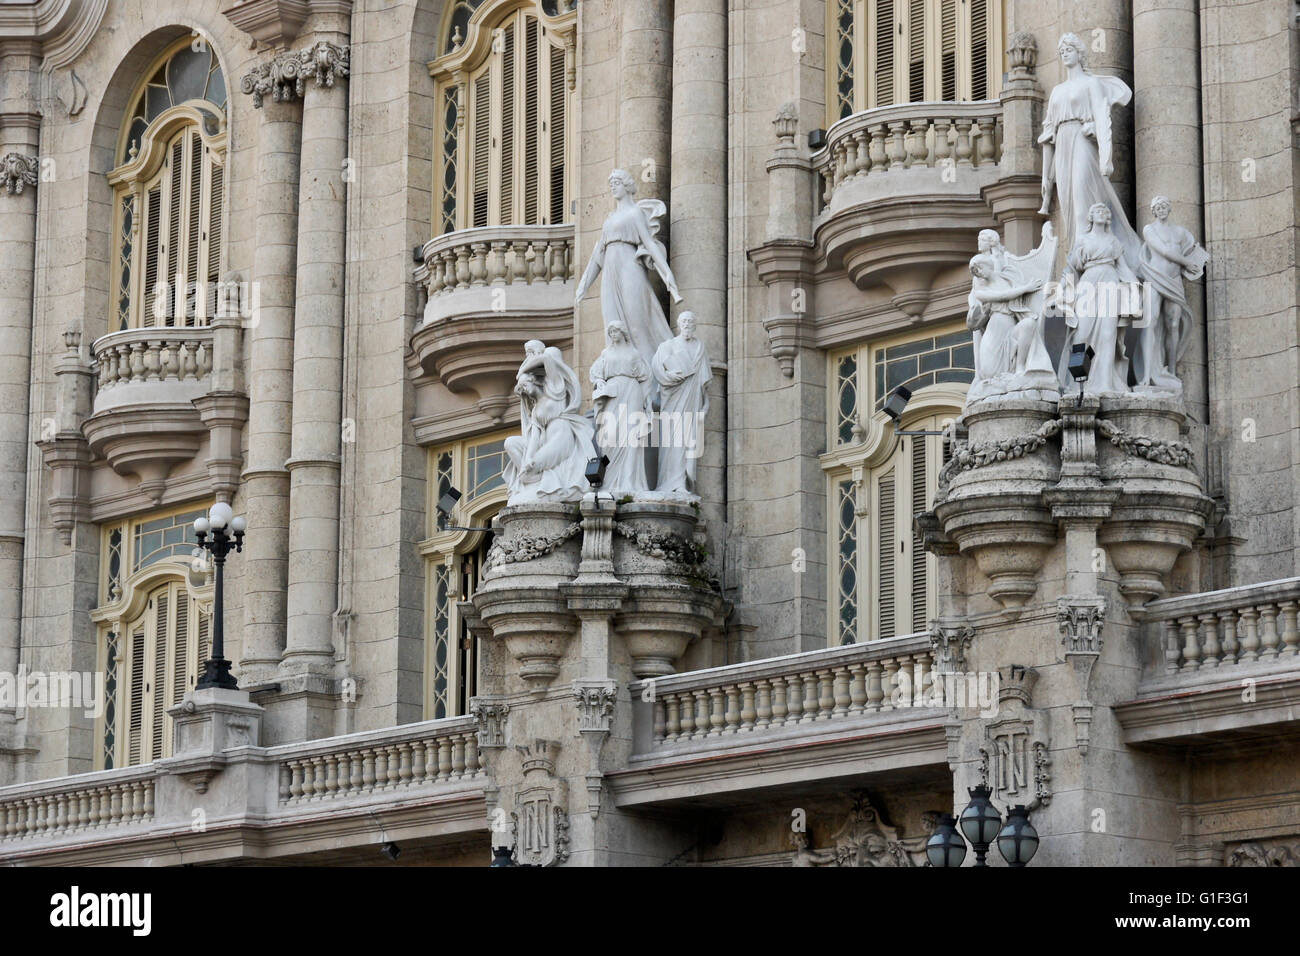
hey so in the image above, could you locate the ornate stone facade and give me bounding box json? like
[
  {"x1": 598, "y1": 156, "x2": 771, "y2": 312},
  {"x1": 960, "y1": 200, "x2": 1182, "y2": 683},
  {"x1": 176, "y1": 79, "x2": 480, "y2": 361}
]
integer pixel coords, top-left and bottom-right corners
[{"x1": 0, "y1": 0, "x2": 1298, "y2": 872}]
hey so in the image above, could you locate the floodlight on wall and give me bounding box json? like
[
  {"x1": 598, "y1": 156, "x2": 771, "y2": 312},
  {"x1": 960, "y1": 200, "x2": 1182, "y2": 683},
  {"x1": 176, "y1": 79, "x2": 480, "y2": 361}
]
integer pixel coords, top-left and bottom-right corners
[
  {"x1": 435, "y1": 485, "x2": 493, "y2": 533},
  {"x1": 380, "y1": 841, "x2": 401, "y2": 861},
  {"x1": 808, "y1": 128, "x2": 827, "y2": 151},
  {"x1": 585, "y1": 455, "x2": 610, "y2": 489},
  {"x1": 1067, "y1": 343, "x2": 1095, "y2": 406},
  {"x1": 883, "y1": 385, "x2": 948, "y2": 438}
]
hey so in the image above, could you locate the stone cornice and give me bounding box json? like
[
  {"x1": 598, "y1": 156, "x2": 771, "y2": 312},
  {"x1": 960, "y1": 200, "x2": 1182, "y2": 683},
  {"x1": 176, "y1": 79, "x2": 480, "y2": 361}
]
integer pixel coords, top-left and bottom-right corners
[
  {"x1": 240, "y1": 41, "x2": 350, "y2": 108},
  {"x1": 0, "y1": 0, "x2": 107, "y2": 71}
]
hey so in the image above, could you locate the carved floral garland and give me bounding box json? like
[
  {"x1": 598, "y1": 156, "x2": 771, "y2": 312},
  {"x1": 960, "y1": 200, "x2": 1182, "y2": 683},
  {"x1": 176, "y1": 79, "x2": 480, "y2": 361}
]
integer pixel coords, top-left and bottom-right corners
[
  {"x1": 938, "y1": 418, "x2": 1063, "y2": 485},
  {"x1": 614, "y1": 522, "x2": 707, "y2": 568},
  {"x1": 486, "y1": 521, "x2": 582, "y2": 568},
  {"x1": 1095, "y1": 419, "x2": 1194, "y2": 468}
]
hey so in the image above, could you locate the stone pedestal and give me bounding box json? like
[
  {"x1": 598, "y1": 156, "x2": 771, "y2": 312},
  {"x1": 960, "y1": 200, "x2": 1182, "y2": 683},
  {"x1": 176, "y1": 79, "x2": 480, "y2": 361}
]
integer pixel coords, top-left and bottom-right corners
[{"x1": 163, "y1": 688, "x2": 264, "y2": 794}]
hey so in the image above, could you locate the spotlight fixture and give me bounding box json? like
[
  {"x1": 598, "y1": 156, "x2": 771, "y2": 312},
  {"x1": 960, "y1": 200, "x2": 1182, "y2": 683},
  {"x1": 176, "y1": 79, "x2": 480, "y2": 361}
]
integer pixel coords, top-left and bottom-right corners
[
  {"x1": 1067, "y1": 343, "x2": 1095, "y2": 406},
  {"x1": 807, "y1": 128, "x2": 827, "y2": 151},
  {"x1": 380, "y1": 841, "x2": 401, "y2": 861},
  {"x1": 585, "y1": 455, "x2": 610, "y2": 489},
  {"x1": 435, "y1": 485, "x2": 492, "y2": 533},
  {"x1": 882, "y1": 385, "x2": 949, "y2": 438}
]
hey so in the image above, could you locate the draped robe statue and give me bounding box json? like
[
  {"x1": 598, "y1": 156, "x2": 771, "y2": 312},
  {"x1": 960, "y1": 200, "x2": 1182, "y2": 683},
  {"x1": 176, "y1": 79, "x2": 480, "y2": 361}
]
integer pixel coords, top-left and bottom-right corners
[
  {"x1": 1134, "y1": 196, "x2": 1209, "y2": 391},
  {"x1": 591, "y1": 321, "x2": 653, "y2": 493},
  {"x1": 652, "y1": 312, "x2": 711, "y2": 495},
  {"x1": 1058, "y1": 204, "x2": 1139, "y2": 395},
  {"x1": 503, "y1": 340, "x2": 595, "y2": 504}
]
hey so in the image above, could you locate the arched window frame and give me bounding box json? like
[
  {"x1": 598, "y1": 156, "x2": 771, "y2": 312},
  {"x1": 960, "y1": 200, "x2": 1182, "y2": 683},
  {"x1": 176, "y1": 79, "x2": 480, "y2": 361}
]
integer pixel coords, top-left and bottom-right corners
[
  {"x1": 108, "y1": 40, "x2": 229, "y2": 332},
  {"x1": 827, "y1": 0, "x2": 1005, "y2": 123},
  {"x1": 823, "y1": 326, "x2": 973, "y2": 646},
  {"x1": 429, "y1": 0, "x2": 577, "y2": 234},
  {"x1": 93, "y1": 504, "x2": 215, "y2": 770},
  {"x1": 421, "y1": 433, "x2": 512, "y2": 719}
]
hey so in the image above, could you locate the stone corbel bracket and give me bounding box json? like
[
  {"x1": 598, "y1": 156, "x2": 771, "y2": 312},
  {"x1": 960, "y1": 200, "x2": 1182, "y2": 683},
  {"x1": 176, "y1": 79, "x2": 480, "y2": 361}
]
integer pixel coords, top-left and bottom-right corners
[
  {"x1": 37, "y1": 331, "x2": 94, "y2": 544},
  {"x1": 240, "y1": 41, "x2": 350, "y2": 108},
  {"x1": 1057, "y1": 595, "x2": 1106, "y2": 755},
  {"x1": 572, "y1": 679, "x2": 616, "y2": 818},
  {"x1": 747, "y1": 239, "x2": 817, "y2": 377},
  {"x1": 470, "y1": 695, "x2": 510, "y2": 750},
  {"x1": 928, "y1": 620, "x2": 975, "y2": 675},
  {"x1": 1, "y1": 152, "x2": 39, "y2": 195}
]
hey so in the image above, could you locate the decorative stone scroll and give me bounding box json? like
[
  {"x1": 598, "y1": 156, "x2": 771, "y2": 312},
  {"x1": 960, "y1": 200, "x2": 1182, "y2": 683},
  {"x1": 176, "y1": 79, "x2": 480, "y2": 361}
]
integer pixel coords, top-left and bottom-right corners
[
  {"x1": 241, "y1": 42, "x2": 350, "y2": 108},
  {"x1": 1, "y1": 152, "x2": 38, "y2": 195}
]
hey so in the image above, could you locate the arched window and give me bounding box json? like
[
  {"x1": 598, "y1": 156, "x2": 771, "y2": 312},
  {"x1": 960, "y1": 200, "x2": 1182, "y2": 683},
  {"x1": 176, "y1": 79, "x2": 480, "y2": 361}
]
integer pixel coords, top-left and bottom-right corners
[
  {"x1": 423, "y1": 434, "x2": 510, "y2": 718},
  {"x1": 829, "y1": 0, "x2": 1003, "y2": 122},
  {"x1": 109, "y1": 40, "x2": 228, "y2": 331},
  {"x1": 430, "y1": 1, "x2": 576, "y2": 234},
  {"x1": 823, "y1": 328, "x2": 974, "y2": 645},
  {"x1": 94, "y1": 506, "x2": 213, "y2": 769}
]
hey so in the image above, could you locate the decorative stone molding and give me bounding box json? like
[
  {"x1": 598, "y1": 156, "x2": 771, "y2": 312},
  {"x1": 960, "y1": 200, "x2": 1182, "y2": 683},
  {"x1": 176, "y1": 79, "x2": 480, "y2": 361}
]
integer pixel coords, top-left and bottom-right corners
[
  {"x1": 938, "y1": 417, "x2": 1062, "y2": 486},
  {"x1": 511, "y1": 739, "x2": 569, "y2": 867},
  {"x1": 486, "y1": 521, "x2": 581, "y2": 569},
  {"x1": 1095, "y1": 418, "x2": 1194, "y2": 468},
  {"x1": 790, "y1": 793, "x2": 933, "y2": 867},
  {"x1": 613, "y1": 521, "x2": 705, "y2": 569},
  {"x1": 469, "y1": 696, "x2": 510, "y2": 749},
  {"x1": 221, "y1": 0, "x2": 311, "y2": 49},
  {"x1": 1, "y1": 152, "x2": 38, "y2": 195},
  {"x1": 928, "y1": 621, "x2": 974, "y2": 673},
  {"x1": 1058, "y1": 595, "x2": 1106, "y2": 754},
  {"x1": 573, "y1": 679, "x2": 617, "y2": 818},
  {"x1": 241, "y1": 42, "x2": 350, "y2": 108},
  {"x1": 162, "y1": 688, "x2": 264, "y2": 795},
  {"x1": 1006, "y1": 31, "x2": 1038, "y2": 80},
  {"x1": 1226, "y1": 839, "x2": 1299, "y2": 867},
  {"x1": 978, "y1": 665, "x2": 1051, "y2": 809}
]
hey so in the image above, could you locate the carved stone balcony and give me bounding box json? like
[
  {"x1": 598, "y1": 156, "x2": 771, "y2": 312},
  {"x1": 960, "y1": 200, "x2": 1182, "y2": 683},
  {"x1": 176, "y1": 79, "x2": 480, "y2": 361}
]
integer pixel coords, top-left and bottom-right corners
[
  {"x1": 611, "y1": 634, "x2": 950, "y2": 807},
  {"x1": 812, "y1": 102, "x2": 1003, "y2": 308},
  {"x1": 410, "y1": 224, "x2": 575, "y2": 425},
  {"x1": 0, "y1": 714, "x2": 488, "y2": 865},
  {"x1": 81, "y1": 326, "x2": 214, "y2": 502},
  {"x1": 1116, "y1": 578, "x2": 1300, "y2": 749}
]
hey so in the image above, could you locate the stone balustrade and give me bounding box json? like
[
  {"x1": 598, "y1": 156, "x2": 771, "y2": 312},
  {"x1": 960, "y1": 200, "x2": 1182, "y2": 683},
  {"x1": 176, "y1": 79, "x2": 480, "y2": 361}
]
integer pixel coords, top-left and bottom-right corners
[
  {"x1": 0, "y1": 766, "x2": 156, "y2": 842},
  {"x1": 417, "y1": 223, "x2": 574, "y2": 300},
  {"x1": 1143, "y1": 577, "x2": 1300, "y2": 675},
  {"x1": 92, "y1": 326, "x2": 214, "y2": 398},
  {"x1": 814, "y1": 101, "x2": 1003, "y2": 203},
  {"x1": 632, "y1": 632, "x2": 938, "y2": 749},
  {"x1": 273, "y1": 716, "x2": 482, "y2": 805}
]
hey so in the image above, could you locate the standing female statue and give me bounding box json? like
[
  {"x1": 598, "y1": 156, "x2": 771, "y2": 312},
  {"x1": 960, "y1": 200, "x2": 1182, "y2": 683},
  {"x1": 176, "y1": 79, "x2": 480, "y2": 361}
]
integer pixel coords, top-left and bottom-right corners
[
  {"x1": 591, "y1": 320, "x2": 653, "y2": 493},
  {"x1": 574, "y1": 169, "x2": 683, "y2": 372},
  {"x1": 1038, "y1": 33, "x2": 1142, "y2": 270},
  {"x1": 1059, "y1": 203, "x2": 1138, "y2": 395}
]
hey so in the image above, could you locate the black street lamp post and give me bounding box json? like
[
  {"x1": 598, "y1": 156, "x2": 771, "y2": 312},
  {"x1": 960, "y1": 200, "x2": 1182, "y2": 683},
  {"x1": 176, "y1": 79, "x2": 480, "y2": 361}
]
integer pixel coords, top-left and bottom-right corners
[
  {"x1": 926, "y1": 786, "x2": 1041, "y2": 867},
  {"x1": 193, "y1": 502, "x2": 246, "y2": 691}
]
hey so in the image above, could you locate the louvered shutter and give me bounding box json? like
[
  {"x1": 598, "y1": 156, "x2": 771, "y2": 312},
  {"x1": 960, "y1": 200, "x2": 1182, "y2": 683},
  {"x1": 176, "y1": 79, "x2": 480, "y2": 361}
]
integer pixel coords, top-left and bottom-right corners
[
  {"x1": 164, "y1": 137, "x2": 183, "y2": 328},
  {"x1": 907, "y1": 0, "x2": 925, "y2": 101},
  {"x1": 549, "y1": 41, "x2": 566, "y2": 224},
  {"x1": 471, "y1": 72, "x2": 491, "y2": 227},
  {"x1": 523, "y1": 16, "x2": 541, "y2": 224},
  {"x1": 910, "y1": 437, "x2": 929, "y2": 632},
  {"x1": 144, "y1": 185, "x2": 162, "y2": 327},
  {"x1": 500, "y1": 25, "x2": 515, "y2": 224},
  {"x1": 127, "y1": 626, "x2": 146, "y2": 765},
  {"x1": 172, "y1": 587, "x2": 190, "y2": 706},
  {"x1": 940, "y1": 0, "x2": 958, "y2": 101},
  {"x1": 196, "y1": 607, "x2": 210, "y2": 683},
  {"x1": 206, "y1": 151, "x2": 223, "y2": 320},
  {"x1": 873, "y1": 0, "x2": 895, "y2": 107},
  {"x1": 877, "y1": 470, "x2": 896, "y2": 640},
  {"x1": 970, "y1": 0, "x2": 990, "y2": 100},
  {"x1": 184, "y1": 132, "x2": 202, "y2": 325},
  {"x1": 149, "y1": 591, "x2": 168, "y2": 761}
]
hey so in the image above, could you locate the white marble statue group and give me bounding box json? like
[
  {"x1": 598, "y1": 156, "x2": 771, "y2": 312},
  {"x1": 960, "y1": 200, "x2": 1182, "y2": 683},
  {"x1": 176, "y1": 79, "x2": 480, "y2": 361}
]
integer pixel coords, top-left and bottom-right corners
[
  {"x1": 965, "y1": 31, "x2": 1209, "y2": 409},
  {"x1": 503, "y1": 169, "x2": 711, "y2": 505}
]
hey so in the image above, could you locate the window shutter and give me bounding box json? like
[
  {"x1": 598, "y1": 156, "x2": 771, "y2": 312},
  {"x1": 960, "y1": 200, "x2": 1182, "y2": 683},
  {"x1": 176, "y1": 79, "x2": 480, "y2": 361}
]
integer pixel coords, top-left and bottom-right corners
[
  {"x1": 907, "y1": 0, "x2": 925, "y2": 102},
  {"x1": 127, "y1": 626, "x2": 146, "y2": 765},
  {"x1": 149, "y1": 592, "x2": 169, "y2": 761},
  {"x1": 877, "y1": 470, "x2": 896, "y2": 640},
  {"x1": 940, "y1": 0, "x2": 958, "y2": 101},
  {"x1": 873, "y1": 0, "x2": 895, "y2": 107},
  {"x1": 523, "y1": 16, "x2": 541, "y2": 224},
  {"x1": 206, "y1": 153, "x2": 223, "y2": 321},
  {"x1": 970, "y1": 0, "x2": 990, "y2": 100},
  {"x1": 500, "y1": 24, "x2": 515, "y2": 224},
  {"x1": 472, "y1": 73, "x2": 491, "y2": 227},
  {"x1": 184, "y1": 132, "x2": 202, "y2": 325},
  {"x1": 144, "y1": 186, "x2": 162, "y2": 327},
  {"x1": 164, "y1": 137, "x2": 184, "y2": 328},
  {"x1": 172, "y1": 588, "x2": 190, "y2": 706},
  {"x1": 548, "y1": 36, "x2": 566, "y2": 225},
  {"x1": 196, "y1": 607, "x2": 210, "y2": 682},
  {"x1": 910, "y1": 437, "x2": 929, "y2": 633}
]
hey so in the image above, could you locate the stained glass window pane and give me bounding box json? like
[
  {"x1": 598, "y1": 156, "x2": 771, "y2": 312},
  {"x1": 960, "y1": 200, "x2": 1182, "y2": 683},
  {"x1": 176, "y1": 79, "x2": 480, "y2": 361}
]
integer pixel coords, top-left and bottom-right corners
[{"x1": 836, "y1": 480, "x2": 859, "y2": 645}]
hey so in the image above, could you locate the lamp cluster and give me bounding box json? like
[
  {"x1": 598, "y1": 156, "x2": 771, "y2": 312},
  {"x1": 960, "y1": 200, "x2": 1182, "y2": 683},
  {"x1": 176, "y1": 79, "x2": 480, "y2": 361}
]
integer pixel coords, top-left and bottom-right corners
[
  {"x1": 926, "y1": 785, "x2": 1040, "y2": 867},
  {"x1": 192, "y1": 502, "x2": 247, "y2": 691}
]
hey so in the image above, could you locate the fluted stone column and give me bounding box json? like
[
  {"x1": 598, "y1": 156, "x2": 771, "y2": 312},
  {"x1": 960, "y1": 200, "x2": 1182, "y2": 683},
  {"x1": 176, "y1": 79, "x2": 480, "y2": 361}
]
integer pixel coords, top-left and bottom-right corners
[
  {"x1": 619, "y1": 1, "x2": 673, "y2": 203},
  {"x1": 0, "y1": 42, "x2": 41, "y2": 697},
  {"x1": 1133, "y1": 0, "x2": 1205, "y2": 418},
  {"x1": 239, "y1": 72, "x2": 303, "y2": 685},
  {"x1": 281, "y1": 41, "x2": 350, "y2": 674},
  {"x1": 669, "y1": 0, "x2": 726, "y2": 529}
]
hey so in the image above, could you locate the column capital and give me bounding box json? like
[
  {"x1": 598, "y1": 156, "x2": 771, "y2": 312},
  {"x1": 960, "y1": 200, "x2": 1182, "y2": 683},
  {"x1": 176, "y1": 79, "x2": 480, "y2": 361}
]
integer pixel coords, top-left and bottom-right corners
[
  {"x1": 240, "y1": 41, "x2": 350, "y2": 109},
  {"x1": 1, "y1": 151, "x2": 38, "y2": 195}
]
